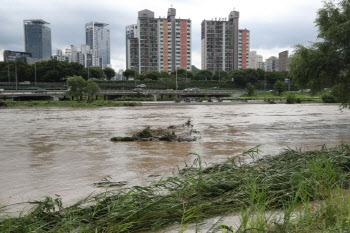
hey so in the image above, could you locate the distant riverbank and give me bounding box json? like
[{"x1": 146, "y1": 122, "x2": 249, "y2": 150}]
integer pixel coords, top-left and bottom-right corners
[{"x1": 2, "y1": 100, "x2": 142, "y2": 108}]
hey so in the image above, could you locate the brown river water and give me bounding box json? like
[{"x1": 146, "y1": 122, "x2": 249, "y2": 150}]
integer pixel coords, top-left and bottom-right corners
[{"x1": 0, "y1": 103, "x2": 349, "y2": 214}]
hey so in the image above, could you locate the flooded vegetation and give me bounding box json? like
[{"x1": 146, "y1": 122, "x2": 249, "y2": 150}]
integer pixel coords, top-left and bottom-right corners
[
  {"x1": 1, "y1": 145, "x2": 350, "y2": 232},
  {"x1": 111, "y1": 120, "x2": 200, "y2": 142}
]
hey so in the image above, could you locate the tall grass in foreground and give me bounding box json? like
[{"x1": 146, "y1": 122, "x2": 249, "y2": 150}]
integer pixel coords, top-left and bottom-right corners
[{"x1": 1, "y1": 145, "x2": 350, "y2": 232}]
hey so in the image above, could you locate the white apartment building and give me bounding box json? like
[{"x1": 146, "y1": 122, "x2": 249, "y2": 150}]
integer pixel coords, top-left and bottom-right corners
[{"x1": 248, "y1": 51, "x2": 263, "y2": 70}]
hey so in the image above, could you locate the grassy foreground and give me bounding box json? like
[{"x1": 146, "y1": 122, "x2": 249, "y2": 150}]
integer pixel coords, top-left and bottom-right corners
[
  {"x1": 3, "y1": 100, "x2": 142, "y2": 108},
  {"x1": 1, "y1": 145, "x2": 350, "y2": 232}
]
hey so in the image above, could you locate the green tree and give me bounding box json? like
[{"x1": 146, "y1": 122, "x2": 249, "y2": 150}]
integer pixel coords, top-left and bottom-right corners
[
  {"x1": 289, "y1": 0, "x2": 350, "y2": 107},
  {"x1": 123, "y1": 69, "x2": 136, "y2": 80},
  {"x1": 145, "y1": 71, "x2": 160, "y2": 80},
  {"x1": 84, "y1": 80, "x2": 100, "y2": 101},
  {"x1": 213, "y1": 71, "x2": 228, "y2": 81},
  {"x1": 246, "y1": 82, "x2": 255, "y2": 96},
  {"x1": 159, "y1": 71, "x2": 170, "y2": 79},
  {"x1": 67, "y1": 76, "x2": 87, "y2": 100},
  {"x1": 103, "y1": 67, "x2": 116, "y2": 80},
  {"x1": 195, "y1": 70, "x2": 212, "y2": 81},
  {"x1": 89, "y1": 67, "x2": 103, "y2": 79},
  {"x1": 273, "y1": 80, "x2": 287, "y2": 95}
]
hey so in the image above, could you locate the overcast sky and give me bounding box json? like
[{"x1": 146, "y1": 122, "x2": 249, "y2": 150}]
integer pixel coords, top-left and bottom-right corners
[{"x1": 0, "y1": 0, "x2": 325, "y2": 71}]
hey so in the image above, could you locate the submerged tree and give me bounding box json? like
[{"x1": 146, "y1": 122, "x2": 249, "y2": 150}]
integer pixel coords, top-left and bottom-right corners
[{"x1": 289, "y1": 0, "x2": 350, "y2": 107}]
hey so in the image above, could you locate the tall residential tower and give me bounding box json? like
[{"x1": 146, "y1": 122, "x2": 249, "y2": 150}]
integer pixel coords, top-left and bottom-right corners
[
  {"x1": 126, "y1": 8, "x2": 192, "y2": 73},
  {"x1": 85, "y1": 22, "x2": 110, "y2": 66},
  {"x1": 125, "y1": 24, "x2": 138, "y2": 70},
  {"x1": 201, "y1": 11, "x2": 241, "y2": 72},
  {"x1": 24, "y1": 19, "x2": 52, "y2": 60}
]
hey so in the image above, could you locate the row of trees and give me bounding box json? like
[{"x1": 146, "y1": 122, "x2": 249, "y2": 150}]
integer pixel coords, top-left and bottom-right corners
[
  {"x1": 0, "y1": 60, "x2": 116, "y2": 83},
  {"x1": 123, "y1": 68, "x2": 289, "y2": 87}
]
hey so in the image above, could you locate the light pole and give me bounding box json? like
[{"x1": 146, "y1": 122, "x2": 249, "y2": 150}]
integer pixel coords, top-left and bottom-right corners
[
  {"x1": 7, "y1": 62, "x2": 10, "y2": 83},
  {"x1": 264, "y1": 71, "x2": 266, "y2": 92},
  {"x1": 15, "y1": 60, "x2": 18, "y2": 91},
  {"x1": 34, "y1": 62, "x2": 37, "y2": 85},
  {"x1": 175, "y1": 68, "x2": 178, "y2": 90}
]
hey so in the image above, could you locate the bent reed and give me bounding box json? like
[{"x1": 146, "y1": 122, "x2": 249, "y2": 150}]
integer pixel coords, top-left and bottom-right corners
[{"x1": 1, "y1": 145, "x2": 350, "y2": 232}]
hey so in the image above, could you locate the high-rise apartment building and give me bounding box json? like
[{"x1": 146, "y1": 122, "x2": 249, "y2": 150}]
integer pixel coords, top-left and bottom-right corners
[
  {"x1": 201, "y1": 11, "x2": 241, "y2": 72},
  {"x1": 238, "y1": 29, "x2": 250, "y2": 69},
  {"x1": 24, "y1": 19, "x2": 52, "y2": 60},
  {"x1": 58, "y1": 45, "x2": 102, "y2": 68},
  {"x1": 125, "y1": 24, "x2": 138, "y2": 70},
  {"x1": 85, "y1": 22, "x2": 110, "y2": 66},
  {"x1": 278, "y1": 50, "x2": 289, "y2": 71},
  {"x1": 248, "y1": 51, "x2": 263, "y2": 70},
  {"x1": 126, "y1": 8, "x2": 192, "y2": 73},
  {"x1": 266, "y1": 56, "x2": 279, "y2": 71}
]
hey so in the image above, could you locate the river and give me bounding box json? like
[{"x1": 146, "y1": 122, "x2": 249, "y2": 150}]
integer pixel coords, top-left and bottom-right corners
[{"x1": 0, "y1": 103, "x2": 349, "y2": 213}]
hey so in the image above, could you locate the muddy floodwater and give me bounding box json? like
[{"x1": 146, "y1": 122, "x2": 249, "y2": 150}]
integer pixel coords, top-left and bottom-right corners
[{"x1": 0, "y1": 103, "x2": 350, "y2": 212}]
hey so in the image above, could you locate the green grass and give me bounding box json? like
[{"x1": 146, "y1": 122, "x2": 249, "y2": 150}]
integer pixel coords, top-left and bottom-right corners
[
  {"x1": 1, "y1": 145, "x2": 350, "y2": 232},
  {"x1": 3, "y1": 100, "x2": 142, "y2": 108},
  {"x1": 225, "y1": 91, "x2": 324, "y2": 102}
]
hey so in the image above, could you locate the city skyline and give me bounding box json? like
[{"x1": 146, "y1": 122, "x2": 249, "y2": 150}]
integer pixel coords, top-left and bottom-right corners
[{"x1": 0, "y1": 0, "x2": 324, "y2": 71}]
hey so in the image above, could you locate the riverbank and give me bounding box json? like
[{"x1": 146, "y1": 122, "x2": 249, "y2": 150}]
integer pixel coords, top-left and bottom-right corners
[
  {"x1": 2, "y1": 100, "x2": 142, "y2": 108},
  {"x1": 1, "y1": 145, "x2": 350, "y2": 232},
  {"x1": 225, "y1": 91, "x2": 324, "y2": 103}
]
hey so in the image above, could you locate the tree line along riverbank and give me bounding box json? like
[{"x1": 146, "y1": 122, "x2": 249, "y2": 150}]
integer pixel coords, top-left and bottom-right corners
[
  {"x1": 1, "y1": 145, "x2": 350, "y2": 232},
  {"x1": 0, "y1": 91, "x2": 332, "y2": 108}
]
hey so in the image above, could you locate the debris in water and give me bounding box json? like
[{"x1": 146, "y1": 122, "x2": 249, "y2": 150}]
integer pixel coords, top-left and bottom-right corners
[
  {"x1": 93, "y1": 176, "x2": 127, "y2": 188},
  {"x1": 111, "y1": 119, "x2": 201, "y2": 142}
]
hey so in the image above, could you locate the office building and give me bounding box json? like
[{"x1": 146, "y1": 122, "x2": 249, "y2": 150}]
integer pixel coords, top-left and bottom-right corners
[
  {"x1": 24, "y1": 19, "x2": 52, "y2": 60},
  {"x1": 3, "y1": 50, "x2": 32, "y2": 62},
  {"x1": 278, "y1": 50, "x2": 289, "y2": 71},
  {"x1": 201, "y1": 11, "x2": 241, "y2": 72},
  {"x1": 238, "y1": 29, "x2": 250, "y2": 69},
  {"x1": 126, "y1": 7, "x2": 192, "y2": 73},
  {"x1": 85, "y1": 22, "x2": 110, "y2": 66},
  {"x1": 248, "y1": 51, "x2": 263, "y2": 69}
]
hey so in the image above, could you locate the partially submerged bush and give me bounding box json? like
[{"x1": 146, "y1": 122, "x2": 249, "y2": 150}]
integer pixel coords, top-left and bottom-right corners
[
  {"x1": 322, "y1": 93, "x2": 337, "y2": 103},
  {"x1": 286, "y1": 94, "x2": 296, "y2": 104}
]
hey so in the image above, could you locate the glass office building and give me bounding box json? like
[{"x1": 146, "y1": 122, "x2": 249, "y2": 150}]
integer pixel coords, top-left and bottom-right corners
[
  {"x1": 85, "y1": 22, "x2": 110, "y2": 66},
  {"x1": 24, "y1": 19, "x2": 52, "y2": 60}
]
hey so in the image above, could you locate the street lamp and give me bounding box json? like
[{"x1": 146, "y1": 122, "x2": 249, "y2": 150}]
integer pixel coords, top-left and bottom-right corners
[
  {"x1": 15, "y1": 59, "x2": 18, "y2": 91},
  {"x1": 7, "y1": 61, "x2": 10, "y2": 83},
  {"x1": 34, "y1": 62, "x2": 37, "y2": 85},
  {"x1": 175, "y1": 67, "x2": 178, "y2": 90}
]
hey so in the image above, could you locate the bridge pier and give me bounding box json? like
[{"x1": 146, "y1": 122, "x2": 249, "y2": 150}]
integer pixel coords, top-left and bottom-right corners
[
  {"x1": 51, "y1": 96, "x2": 59, "y2": 101},
  {"x1": 152, "y1": 94, "x2": 157, "y2": 101},
  {"x1": 104, "y1": 95, "x2": 107, "y2": 101}
]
